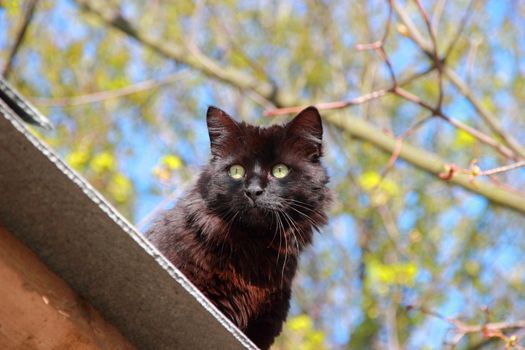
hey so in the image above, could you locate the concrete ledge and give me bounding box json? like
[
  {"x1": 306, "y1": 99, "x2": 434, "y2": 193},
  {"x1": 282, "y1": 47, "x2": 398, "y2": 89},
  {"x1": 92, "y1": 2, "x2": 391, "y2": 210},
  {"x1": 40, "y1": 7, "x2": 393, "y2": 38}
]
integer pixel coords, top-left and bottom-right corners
[{"x1": 0, "y1": 97, "x2": 256, "y2": 349}]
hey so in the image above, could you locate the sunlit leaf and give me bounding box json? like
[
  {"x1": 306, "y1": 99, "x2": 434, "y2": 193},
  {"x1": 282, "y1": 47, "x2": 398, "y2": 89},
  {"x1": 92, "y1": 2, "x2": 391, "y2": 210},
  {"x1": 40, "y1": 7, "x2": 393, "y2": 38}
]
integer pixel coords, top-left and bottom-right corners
[
  {"x1": 108, "y1": 173, "x2": 133, "y2": 204},
  {"x1": 67, "y1": 148, "x2": 90, "y2": 171},
  {"x1": 454, "y1": 129, "x2": 476, "y2": 148},
  {"x1": 367, "y1": 257, "x2": 418, "y2": 293},
  {"x1": 90, "y1": 151, "x2": 116, "y2": 173},
  {"x1": 162, "y1": 154, "x2": 183, "y2": 170}
]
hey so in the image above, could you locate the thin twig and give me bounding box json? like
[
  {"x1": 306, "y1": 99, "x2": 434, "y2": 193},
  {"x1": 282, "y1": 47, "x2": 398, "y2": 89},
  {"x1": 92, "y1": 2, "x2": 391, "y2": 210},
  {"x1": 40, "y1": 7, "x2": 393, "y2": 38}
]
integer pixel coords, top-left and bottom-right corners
[
  {"x1": 408, "y1": 305, "x2": 525, "y2": 349},
  {"x1": 393, "y1": 86, "x2": 517, "y2": 160},
  {"x1": 479, "y1": 161, "x2": 525, "y2": 177},
  {"x1": 414, "y1": 0, "x2": 444, "y2": 110},
  {"x1": 443, "y1": 0, "x2": 475, "y2": 60},
  {"x1": 265, "y1": 64, "x2": 435, "y2": 117},
  {"x1": 430, "y1": 0, "x2": 447, "y2": 33},
  {"x1": 31, "y1": 71, "x2": 191, "y2": 107},
  {"x1": 392, "y1": 0, "x2": 433, "y2": 54},
  {"x1": 357, "y1": 0, "x2": 398, "y2": 85},
  {"x1": 379, "y1": 114, "x2": 435, "y2": 180},
  {"x1": 454, "y1": 160, "x2": 525, "y2": 179},
  {"x1": 356, "y1": 0, "x2": 394, "y2": 50},
  {"x1": 444, "y1": 67, "x2": 525, "y2": 160},
  {"x1": 414, "y1": 0, "x2": 437, "y2": 49},
  {"x1": 265, "y1": 89, "x2": 389, "y2": 116},
  {"x1": 2, "y1": 0, "x2": 40, "y2": 78}
]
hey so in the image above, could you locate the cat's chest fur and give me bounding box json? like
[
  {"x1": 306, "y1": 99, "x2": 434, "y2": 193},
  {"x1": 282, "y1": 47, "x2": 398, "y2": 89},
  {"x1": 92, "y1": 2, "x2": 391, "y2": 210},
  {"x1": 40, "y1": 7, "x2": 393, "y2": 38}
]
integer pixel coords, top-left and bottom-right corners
[
  {"x1": 153, "y1": 212, "x2": 298, "y2": 329},
  {"x1": 202, "y1": 250, "x2": 295, "y2": 329}
]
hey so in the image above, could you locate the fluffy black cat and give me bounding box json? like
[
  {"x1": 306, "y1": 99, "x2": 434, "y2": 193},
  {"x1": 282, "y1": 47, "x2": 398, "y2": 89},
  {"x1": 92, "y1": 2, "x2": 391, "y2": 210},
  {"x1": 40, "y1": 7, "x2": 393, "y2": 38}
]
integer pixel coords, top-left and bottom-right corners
[{"x1": 146, "y1": 106, "x2": 331, "y2": 349}]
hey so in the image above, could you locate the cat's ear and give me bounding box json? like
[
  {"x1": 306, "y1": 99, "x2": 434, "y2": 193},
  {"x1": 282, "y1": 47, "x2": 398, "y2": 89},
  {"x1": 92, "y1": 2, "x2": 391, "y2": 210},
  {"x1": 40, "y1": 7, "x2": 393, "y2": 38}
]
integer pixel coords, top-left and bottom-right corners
[
  {"x1": 206, "y1": 106, "x2": 240, "y2": 157},
  {"x1": 285, "y1": 106, "x2": 323, "y2": 161}
]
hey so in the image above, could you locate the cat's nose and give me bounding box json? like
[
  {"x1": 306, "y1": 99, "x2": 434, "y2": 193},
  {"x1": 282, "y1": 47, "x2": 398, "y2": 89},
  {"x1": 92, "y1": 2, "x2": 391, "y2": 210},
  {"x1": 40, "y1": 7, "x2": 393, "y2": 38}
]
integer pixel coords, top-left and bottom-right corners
[{"x1": 244, "y1": 185, "x2": 263, "y2": 201}]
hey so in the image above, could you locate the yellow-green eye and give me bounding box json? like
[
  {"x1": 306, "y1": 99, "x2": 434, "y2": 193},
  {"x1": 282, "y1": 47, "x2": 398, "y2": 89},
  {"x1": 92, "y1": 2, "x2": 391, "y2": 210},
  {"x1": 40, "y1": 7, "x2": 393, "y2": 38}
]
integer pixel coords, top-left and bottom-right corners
[
  {"x1": 272, "y1": 164, "x2": 290, "y2": 179},
  {"x1": 228, "y1": 164, "x2": 245, "y2": 180}
]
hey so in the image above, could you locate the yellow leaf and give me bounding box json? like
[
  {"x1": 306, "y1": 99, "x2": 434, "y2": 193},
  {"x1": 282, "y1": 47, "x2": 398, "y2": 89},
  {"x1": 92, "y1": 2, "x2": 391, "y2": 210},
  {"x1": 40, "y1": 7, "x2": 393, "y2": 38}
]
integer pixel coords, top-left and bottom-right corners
[
  {"x1": 67, "y1": 149, "x2": 90, "y2": 170},
  {"x1": 162, "y1": 154, "x2": 183, "y2": 170},
  {"x1": 90, "y1": 151, "x2": 116, "y2": 173},
  {"x1": 288, "y1": 314, "x2": 313, "y2": 332},
  {"x1": 308, "y1": 331, "x2": 325, "y2": 345},
  {"x1": 359, "y1": 171, "x2": 381, "y2": 191},
  {"x1": 359, "y1": 171, "x2": 399, "y2": 205},
  {"x1": 454, "y1": 129, "x2": 476, "y2": 148},
  {"x1": 367, "y1": 258, "x2": 418, "y2": 292},
  {"x1": 108, "y1": 173, "x2": 132, "y2": 203},
  {"x1": 5, "y1": 0, "x2": 21, "y2": 16}
]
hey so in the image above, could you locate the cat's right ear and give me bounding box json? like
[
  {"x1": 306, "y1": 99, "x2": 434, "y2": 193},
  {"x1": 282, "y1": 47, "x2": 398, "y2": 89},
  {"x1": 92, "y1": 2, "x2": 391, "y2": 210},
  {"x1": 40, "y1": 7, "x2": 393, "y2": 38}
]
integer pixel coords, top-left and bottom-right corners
[{"x1": 206, "y1": 106, "x2": 239, "y2": 157}]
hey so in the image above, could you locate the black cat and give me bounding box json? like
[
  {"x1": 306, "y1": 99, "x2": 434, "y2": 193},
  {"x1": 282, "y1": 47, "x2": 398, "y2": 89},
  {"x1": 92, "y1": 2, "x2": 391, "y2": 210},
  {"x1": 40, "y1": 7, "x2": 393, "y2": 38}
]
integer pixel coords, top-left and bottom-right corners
[{"x1": 146, "y1": 106, "x2": 331, "y2": 349}]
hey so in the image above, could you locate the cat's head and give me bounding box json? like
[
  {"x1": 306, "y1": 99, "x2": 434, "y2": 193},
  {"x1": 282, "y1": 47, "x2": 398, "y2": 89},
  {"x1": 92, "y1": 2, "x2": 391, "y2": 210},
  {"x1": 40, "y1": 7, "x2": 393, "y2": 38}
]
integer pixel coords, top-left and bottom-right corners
[{"x1": 198, "y1": 106, "x2": 330, "y2": 244}]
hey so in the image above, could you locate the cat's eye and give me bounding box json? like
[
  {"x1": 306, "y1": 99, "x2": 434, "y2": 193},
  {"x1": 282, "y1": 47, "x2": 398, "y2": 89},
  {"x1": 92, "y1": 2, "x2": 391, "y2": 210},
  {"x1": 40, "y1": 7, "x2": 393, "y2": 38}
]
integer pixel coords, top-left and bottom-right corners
[
  {"x1": 272, "y1": 164, "x2": 290, "y2": 179},
  {"x1": 228, "y1": 164, "x2": 245, "y2": 180}
]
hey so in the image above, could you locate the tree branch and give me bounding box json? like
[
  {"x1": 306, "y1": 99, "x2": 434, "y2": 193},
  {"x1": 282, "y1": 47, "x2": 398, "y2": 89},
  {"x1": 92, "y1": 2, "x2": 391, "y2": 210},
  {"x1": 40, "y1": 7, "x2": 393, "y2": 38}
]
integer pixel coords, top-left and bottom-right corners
[
  {"x1": 408, "y1": 305, "x2": 525, "y2": 349},
  {"x1": 444, "y1": 67, "x2": 525, "y2": 160},
  {"x1": 392, "y1": 0, "x2": 432, "y2": 54},
  {"x1": 73, "y1": 0, "x2": 295, "y2": 107},
  {"x1": 325, "y1": 112, "x2": 525, "y2": 215},
  {"x1": 265, "y1": 65, "x2": 435, "y2": 116},
  {"x1": 393, "y1": 1, "x2": 525, "y2": 160},
  {"x1": 74, "y1": 0, "x2": 525, "y2": 215},
  {"x1": 392, "y1": 86, "x2": 517, "y2": 160}
]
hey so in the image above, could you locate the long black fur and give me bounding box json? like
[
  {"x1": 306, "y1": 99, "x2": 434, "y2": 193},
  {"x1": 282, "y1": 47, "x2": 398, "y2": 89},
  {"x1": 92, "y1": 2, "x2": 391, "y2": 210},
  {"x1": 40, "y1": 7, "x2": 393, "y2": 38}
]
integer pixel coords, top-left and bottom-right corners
[{"x1": 147, "y1": 106, "x2": 331, "y2": 349}]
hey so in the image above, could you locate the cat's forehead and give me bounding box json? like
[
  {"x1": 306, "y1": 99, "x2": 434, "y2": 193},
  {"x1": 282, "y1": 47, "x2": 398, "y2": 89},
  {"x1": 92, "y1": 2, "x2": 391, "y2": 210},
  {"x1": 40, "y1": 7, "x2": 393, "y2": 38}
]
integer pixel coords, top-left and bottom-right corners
[{"x1": 237, "y1": 123, "x2": 286, "y2": 160}]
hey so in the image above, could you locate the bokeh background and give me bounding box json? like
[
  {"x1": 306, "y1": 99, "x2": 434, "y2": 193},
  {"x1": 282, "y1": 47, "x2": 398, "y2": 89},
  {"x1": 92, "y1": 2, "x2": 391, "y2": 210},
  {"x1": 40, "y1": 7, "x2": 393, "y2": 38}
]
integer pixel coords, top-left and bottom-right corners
[{"x1": 2, "y1": 0, "x2": 525, "y2": 349}]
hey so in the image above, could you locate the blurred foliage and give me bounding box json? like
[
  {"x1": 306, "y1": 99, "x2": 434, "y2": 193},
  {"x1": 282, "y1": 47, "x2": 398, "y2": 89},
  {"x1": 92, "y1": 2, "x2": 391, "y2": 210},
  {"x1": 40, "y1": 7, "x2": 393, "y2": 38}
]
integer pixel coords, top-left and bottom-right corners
[
  {"x1": 274, "y1": 314, "x2": 327, "y2": 350},
  {"x1": 2, "y1": 0, "x2": 525, "y2": 349},
  {"x1": 366, "y1": 257, "x2": 417, "y2": 294}
]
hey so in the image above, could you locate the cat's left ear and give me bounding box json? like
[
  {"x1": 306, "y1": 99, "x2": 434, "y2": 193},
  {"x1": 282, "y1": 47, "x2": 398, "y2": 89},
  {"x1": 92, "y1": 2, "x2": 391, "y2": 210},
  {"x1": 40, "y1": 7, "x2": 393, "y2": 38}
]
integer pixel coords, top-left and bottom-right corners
[
  {"x1": 285, "y1": 106, "x2": 323, "y2": 161},
  {"x1": 206, "y1": 106, "x2": 240, "y2": 157}
]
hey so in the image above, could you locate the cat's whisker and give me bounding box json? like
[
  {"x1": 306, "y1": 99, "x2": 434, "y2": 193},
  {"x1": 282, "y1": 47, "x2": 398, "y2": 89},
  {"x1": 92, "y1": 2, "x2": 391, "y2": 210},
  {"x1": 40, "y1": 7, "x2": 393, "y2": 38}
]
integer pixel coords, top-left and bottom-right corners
[
  {"x1": 273, "y1": 211, "x2": 284, "y2": 266},
  {"x1": 287, "y1": 205, "x2": 322, "y2": 232},
  {"x1": 268, "y1": 210, "x2": 280, "y2": 248},
  {"x1": 278, "y1": 211, "x2": 290, "y2": 287},
  {"x1": 280, "y1": 210, "x2": 301, "y2": 253},
  {"x1": 284, "y1": 198, "x2": 325, "y2": 217},
  {"x1": 283, "y1": 197, "x2": 319, "y2": 210},
  {"x1": 275, "y1": 210, "x2": 289, "y2": 287},
  {"x1": 278, "y1": 199, "x2": 322, "y2": 232}
]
